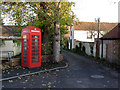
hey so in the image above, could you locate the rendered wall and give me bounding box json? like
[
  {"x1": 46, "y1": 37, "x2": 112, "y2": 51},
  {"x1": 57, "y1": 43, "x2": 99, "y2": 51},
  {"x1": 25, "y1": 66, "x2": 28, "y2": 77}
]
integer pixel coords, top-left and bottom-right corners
[{"x1": 0, "y1": 39, "x2": 21, "y2": 57}]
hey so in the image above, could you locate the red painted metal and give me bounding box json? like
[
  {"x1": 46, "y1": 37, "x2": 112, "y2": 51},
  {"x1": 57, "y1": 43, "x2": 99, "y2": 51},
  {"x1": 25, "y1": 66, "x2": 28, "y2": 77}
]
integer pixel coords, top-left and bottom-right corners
[{"x1": 21, "y1": 26, "x2": 41, "y2": 68}]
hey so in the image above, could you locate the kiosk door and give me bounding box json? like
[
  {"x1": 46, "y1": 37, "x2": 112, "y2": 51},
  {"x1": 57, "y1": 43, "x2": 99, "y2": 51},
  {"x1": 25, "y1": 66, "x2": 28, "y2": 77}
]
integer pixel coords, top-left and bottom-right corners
[{"x1": 31, "y1": 34, "x2": 41, "y2": 67}]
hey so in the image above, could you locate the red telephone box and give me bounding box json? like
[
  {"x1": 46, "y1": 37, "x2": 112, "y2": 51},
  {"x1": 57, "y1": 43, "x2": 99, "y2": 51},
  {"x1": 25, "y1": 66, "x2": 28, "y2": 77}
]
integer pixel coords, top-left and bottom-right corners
[{"x1": 21, "y1": 26, "x2": 41, "y2": 68}]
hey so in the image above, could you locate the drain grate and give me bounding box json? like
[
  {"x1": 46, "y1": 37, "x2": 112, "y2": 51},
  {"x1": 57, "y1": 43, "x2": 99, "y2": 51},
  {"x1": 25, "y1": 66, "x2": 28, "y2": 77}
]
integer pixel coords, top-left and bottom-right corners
[
  {"x1": 77, "y1": 81, "x2": 82, "y2": 83},
  {"x1": 90, "y1": 75, "x2": 104, "y2": 79}
]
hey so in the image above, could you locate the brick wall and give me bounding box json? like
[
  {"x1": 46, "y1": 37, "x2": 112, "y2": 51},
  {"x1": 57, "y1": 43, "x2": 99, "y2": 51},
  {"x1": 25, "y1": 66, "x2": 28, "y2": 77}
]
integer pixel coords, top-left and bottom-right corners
[
  {"x1": 102, "y1": 40, "x2": 120, "y2": 64},
  {"x1": 94, "y1": 39, "x2": 120, "y2": 65}
]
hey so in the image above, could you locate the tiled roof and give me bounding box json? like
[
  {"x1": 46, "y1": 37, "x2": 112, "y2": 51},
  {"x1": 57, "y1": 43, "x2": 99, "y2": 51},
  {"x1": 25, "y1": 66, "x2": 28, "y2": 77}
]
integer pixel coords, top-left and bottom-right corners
[
  {"x1": 101, "y1": 24, "x2": 120, "y2": 39},
  {"x1": 74, "y1": 22, "x2": 117, "y2": 31},
  {"x1": 0, "y1": 25, "x2": 20, "y2": 36}
]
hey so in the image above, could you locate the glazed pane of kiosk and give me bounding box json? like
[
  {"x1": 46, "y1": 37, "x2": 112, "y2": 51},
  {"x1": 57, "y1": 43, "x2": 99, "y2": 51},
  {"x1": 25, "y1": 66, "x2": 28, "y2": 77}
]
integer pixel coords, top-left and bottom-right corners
[
  {"x1": 32, "y1": 35, "x2": 39, "y2": 63},
  {"x1": 23, "y1": 35, "x2": 28, "y2": 63},
  {"x1": 21, "y1": 26, "x2": 41, "y2": 68}
]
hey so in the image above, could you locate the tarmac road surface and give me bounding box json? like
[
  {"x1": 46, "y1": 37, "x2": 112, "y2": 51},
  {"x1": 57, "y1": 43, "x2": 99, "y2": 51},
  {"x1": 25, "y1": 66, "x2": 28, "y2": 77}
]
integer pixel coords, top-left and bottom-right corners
[{"x1": 2, "y1": 50, "x2": 119, "y2": 88}]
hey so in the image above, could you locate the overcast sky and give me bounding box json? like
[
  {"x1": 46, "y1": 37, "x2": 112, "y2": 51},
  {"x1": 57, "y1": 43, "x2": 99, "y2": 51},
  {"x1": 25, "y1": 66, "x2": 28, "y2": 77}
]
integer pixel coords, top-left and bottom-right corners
[
  {"x1": 70, "y1": 0, "x2": 119, "y2": 22},
  {"x1": 3, "y1": 0, "x2": 120, "y2": 25}
]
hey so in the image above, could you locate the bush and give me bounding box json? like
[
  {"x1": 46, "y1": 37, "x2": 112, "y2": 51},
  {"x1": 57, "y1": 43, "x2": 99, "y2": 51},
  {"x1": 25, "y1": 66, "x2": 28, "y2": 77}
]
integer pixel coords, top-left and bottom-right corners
[
  {"x1": 96, "y1": 57, "x2": 100, "y2": 60},
  {"x1": 88, "y1": 54, "x2": 94, "y2": 58},
  {"x1": 82, "y1": 46, "x2": 86, "y2": 53},
  {"x1": 90, "y1": 46, "x2": 93, "y2": 54},
  {"x1": 41, "y1": 42, "x2": 53, "y2": 55}
]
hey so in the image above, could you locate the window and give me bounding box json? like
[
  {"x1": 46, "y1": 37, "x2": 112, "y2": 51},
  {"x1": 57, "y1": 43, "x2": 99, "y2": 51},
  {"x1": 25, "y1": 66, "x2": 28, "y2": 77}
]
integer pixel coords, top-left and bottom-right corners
[{"x1": 87, "y1": 32, "x2": 92, "y2": 39}]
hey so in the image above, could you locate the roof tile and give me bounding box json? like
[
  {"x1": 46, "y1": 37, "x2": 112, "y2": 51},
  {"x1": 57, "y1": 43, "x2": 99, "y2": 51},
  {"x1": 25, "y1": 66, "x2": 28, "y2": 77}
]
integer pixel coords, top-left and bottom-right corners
[
  {"x1": 101, "y1": 24, "x2": 120, "y2": 39},
  {"x1": 74, "y1": 22, "x2": 117, "y2": 31}
]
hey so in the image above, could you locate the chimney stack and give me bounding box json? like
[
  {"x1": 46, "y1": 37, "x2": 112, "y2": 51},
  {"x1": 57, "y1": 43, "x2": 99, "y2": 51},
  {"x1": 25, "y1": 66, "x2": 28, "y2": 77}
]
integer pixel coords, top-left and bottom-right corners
[{"x1": 95, "y1": 18, "x2": 97, "y2": 22}]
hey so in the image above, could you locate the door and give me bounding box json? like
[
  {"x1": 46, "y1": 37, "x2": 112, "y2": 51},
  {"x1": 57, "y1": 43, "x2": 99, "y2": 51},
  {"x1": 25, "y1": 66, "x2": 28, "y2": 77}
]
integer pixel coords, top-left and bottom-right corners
[{"x1": 30, "y1": 34, "x2": 41, "y2": 67}]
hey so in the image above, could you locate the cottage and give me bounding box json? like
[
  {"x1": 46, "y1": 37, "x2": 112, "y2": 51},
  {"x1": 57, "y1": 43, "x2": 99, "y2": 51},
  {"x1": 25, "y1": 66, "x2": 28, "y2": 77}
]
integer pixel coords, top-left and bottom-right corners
[
  {"x1": 74, "y1": 22, "x2": 117, "y2": 43},
  {"x1": 64, "y1": 21, "x2": 117, "y2": 55}
]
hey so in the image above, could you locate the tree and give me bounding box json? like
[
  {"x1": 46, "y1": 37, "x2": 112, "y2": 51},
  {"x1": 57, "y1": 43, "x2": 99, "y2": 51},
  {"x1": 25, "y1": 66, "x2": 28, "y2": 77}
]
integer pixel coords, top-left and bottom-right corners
[
  {"x1": 53, "y1": 2, "x2": 61, "y2": 62},
  {"x1": 2, "y1": 1, "x2": 75, "y2": 62}
]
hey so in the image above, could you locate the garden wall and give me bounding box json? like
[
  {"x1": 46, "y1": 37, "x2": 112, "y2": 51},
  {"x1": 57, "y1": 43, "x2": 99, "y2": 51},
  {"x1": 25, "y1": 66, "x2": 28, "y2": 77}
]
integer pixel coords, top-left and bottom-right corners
[
  {"x1": 93, "y1": 41, "x2": 106, "y2": 58},
  {"x1": 0, "y1": 39, "x2": 21, "y2": 57},
  {"x1": 94, "y1": 39, "x2": 120, "y2": 65},
  {"x1": 74, "y1": 40, "x2": 94, "y2": 55}
]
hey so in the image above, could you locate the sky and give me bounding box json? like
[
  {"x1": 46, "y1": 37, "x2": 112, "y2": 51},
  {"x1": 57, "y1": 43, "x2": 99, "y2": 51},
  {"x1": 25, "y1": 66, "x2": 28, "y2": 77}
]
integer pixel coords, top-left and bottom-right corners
[
  {"x1": 70, "y1": 0, "x2": 119, "y2": 22},
  {"x1": 2, "y1": 0, "x2": 120, "y2": 25}
]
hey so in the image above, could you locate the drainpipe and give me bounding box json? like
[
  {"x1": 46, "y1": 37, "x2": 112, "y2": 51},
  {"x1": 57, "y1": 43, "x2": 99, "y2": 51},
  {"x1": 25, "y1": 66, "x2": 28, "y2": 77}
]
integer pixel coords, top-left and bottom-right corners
[
  {"x1": 97, "y1": 18, "x2": 100, "y2": 39},
  {"x1": 101, "y1": 39, "x2": 103, "y2": 58}
]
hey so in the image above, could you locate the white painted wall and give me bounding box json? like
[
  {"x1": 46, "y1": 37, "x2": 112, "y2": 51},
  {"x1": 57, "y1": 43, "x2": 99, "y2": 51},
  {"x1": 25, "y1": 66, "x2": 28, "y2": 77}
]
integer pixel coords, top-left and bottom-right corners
[
  {"x1": 68, "y1": 26, "x2": 74, "y2": 49},
  {"x1": 71, "y1": 26, "x2": 74, "y2": 49},
  {"x1": 74, "y1": 30, "x2": 104, "y2": 42},
  {"x1": 0, "y1": 40, "x2": 21, "y2": 57},
  {"x1": 75, "y1": 39, "x2": 107, "y2": 57},
  {"x1": 93, "y1": 43, "x2": 96, "y2": 57},
  {"x1": 74, "y1": 41, "x2": 80, "y2": 47},
  {"x1": 93, "y1": 42, "x2": 106, "y2": 59},
  {"x1": 99, "y1": 43, "x2": 106, "y2": 59},
  {"x1": 82, "y1": 43, "x2": 91, "y2": 55},
  {"x1": 68, "y1": 37, "x2": 70, "y2": 49}
]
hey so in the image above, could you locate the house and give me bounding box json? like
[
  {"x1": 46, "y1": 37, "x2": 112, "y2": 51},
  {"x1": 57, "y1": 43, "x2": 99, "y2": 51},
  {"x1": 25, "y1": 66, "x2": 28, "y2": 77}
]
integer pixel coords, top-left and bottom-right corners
[
  {"x1": 0, "y1": 25, "x2": 21, "y2": 57},
  {"x1": 74, "y1": 22, "x2": 117, "y2": 43},
  {"x1": 64, "y1": 26, "x2": 74, "y2": 49},
  {"x1": 94, "y1": 24, "x2": 120, "y2": 65},
  {"x1": 64, "y1": 21, "x2": 117, "y2": 55}
]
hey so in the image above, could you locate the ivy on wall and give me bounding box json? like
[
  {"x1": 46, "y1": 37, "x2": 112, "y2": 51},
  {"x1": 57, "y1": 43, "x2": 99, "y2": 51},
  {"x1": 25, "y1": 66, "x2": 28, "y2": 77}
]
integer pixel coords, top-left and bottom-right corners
[
  {"x1": 12, "y1": 39, "x2": 21, "y2": 46},
  {"x1": 0, "y1": 39, "x2": 5, "y2": 47}
]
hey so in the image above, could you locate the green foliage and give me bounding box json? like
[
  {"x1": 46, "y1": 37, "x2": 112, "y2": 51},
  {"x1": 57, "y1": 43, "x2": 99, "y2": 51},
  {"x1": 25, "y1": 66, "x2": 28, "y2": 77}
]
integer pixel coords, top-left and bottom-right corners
[
  {"x1": 12, "y1": 39, "x2": 21, "y2": 46},
  {"x1": 2, "y1": 2, "x2": 76, "y2": 55},
  {"x1": 103, "y1": 30, "x2": 110, "y2": 35},
  {"x1": 0, "y1": 39, "x2": 5, "y2": 46},
  {"x1": 89, "y1": 43, "x2": 94, "y2": 55},
  {"x1": 2, "y1": 2, "x2": 75, "y2": 36},
  {"x1": 88, "y1": 54, "x2": 94, "y2": 58},
  {"x1": 41, "y1": 42, "x2": 53, "y2": 55},
  {"x1": 64, "y1": 43, "x2": 88, "y2": 56},
  {"x1": 96, "y1": 57, "x2": 100, "y2": 60},
  {"x1": 82, "y1": 46, "x2": 86, "y2": 53}
]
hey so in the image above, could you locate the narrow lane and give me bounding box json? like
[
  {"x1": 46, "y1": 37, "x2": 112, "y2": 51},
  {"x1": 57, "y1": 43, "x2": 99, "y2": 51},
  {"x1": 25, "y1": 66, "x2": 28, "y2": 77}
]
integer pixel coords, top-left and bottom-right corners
[
  {"x1": 2, "y1": 51, "x2": 119, "y2": 88},
  {"x1": 62, "y1": 51, "x2": 118, "y2": 88}
]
